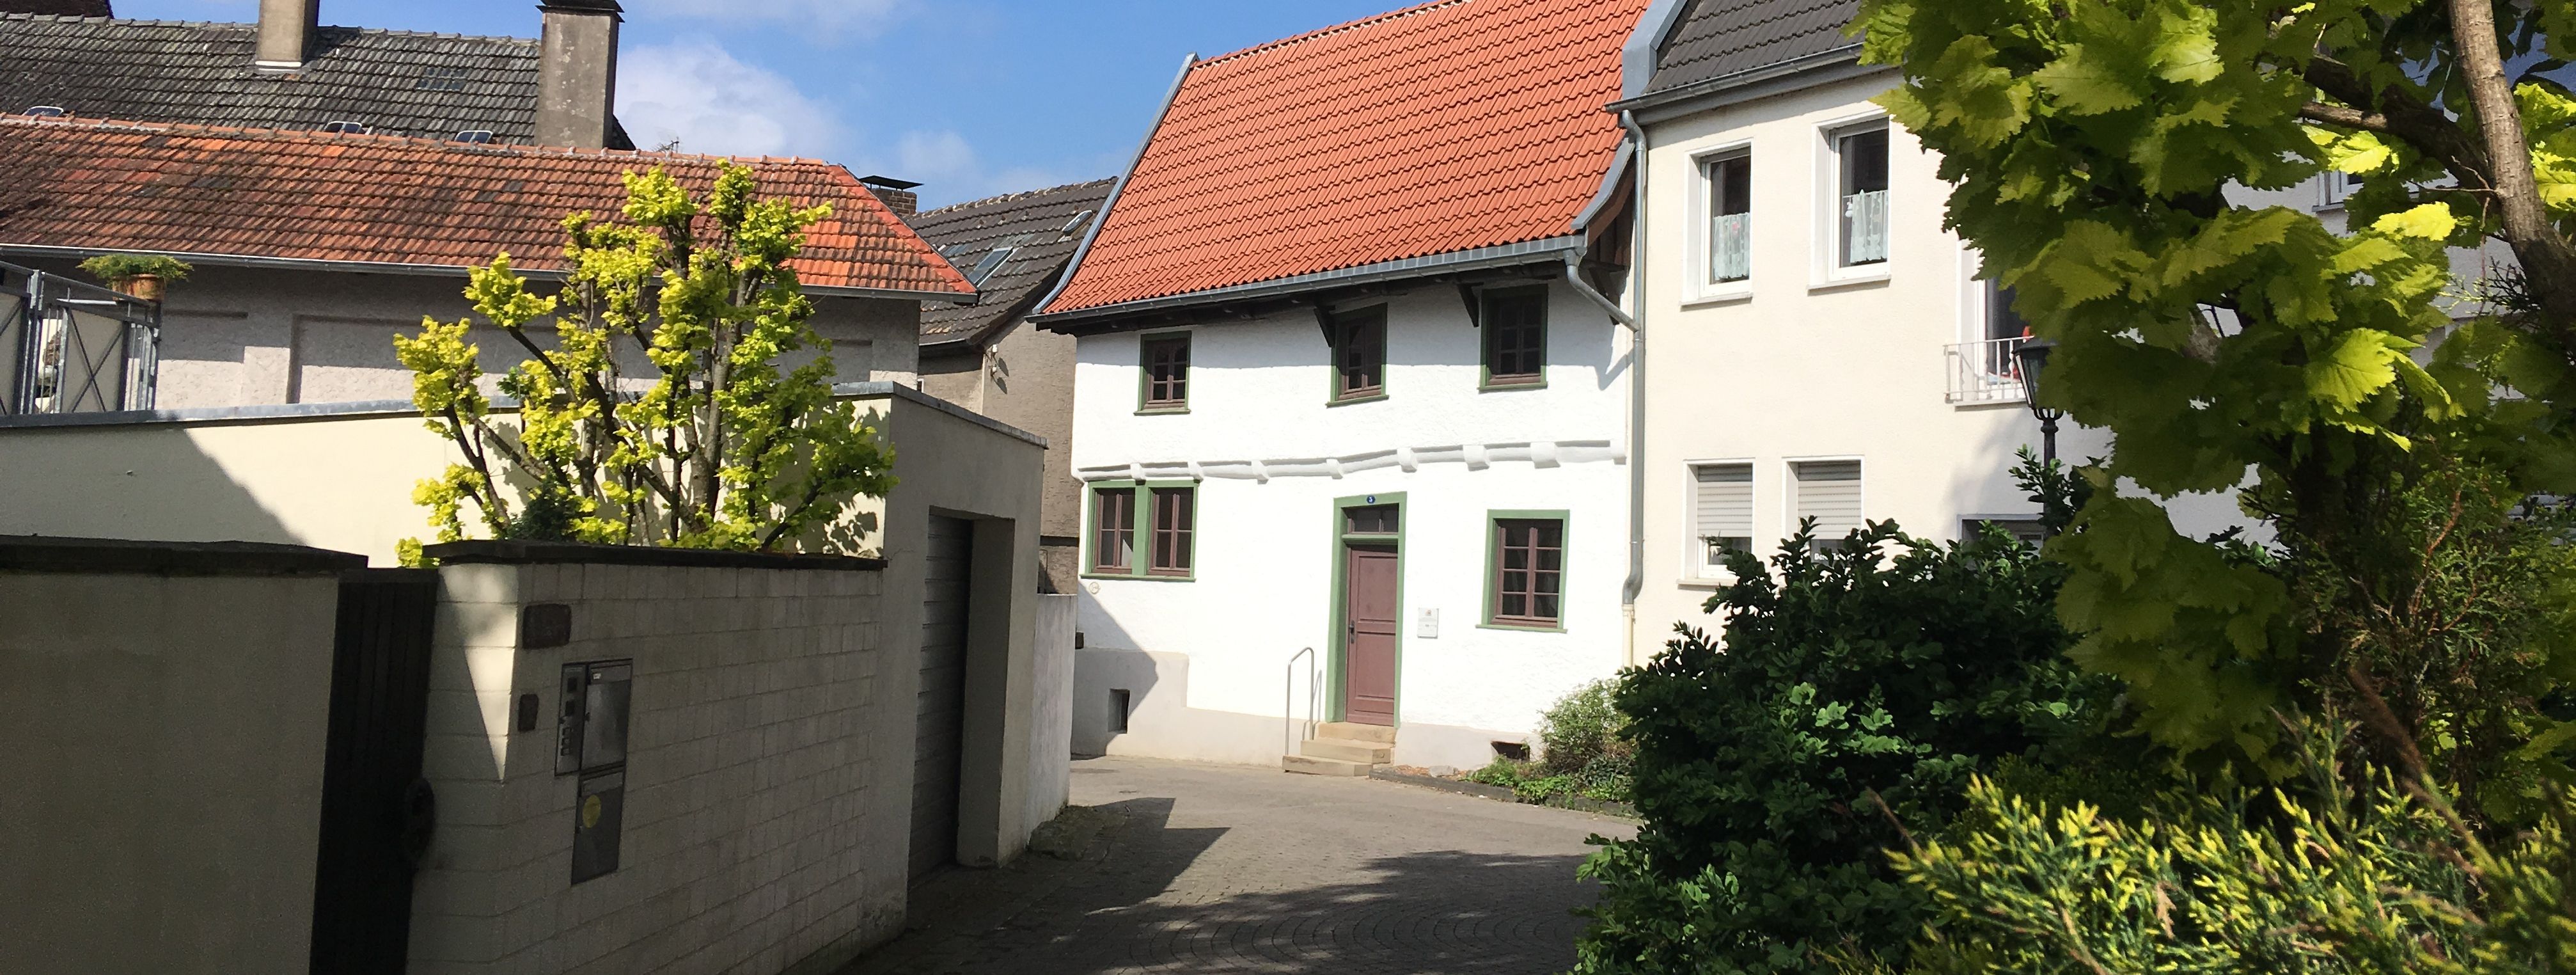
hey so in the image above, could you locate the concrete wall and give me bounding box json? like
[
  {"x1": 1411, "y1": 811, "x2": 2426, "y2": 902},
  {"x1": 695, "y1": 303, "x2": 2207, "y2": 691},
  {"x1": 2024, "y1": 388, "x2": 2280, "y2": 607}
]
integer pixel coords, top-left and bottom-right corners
[
  {"x1": 0, "y1": 554, "x2": 345, "y2": 975},
  {"x1": 921, "y1": 316, "x2": 1085, "y2": 592},
  {"x1": 1064, "y1": 281, "x2": 1633, "y2": 770},
  {"x1": 1025, "y1": 593, "x2": 1078, "y2": 828},
  {"x1": 7, "y1": 257, "x2": 922, "y2": 409},
  {"x1": 409, "y1": 558, "x2": 902, "y2": 974},
  {"x1": 873, "y1": 395, "x2": 1049, "y2": 865}
]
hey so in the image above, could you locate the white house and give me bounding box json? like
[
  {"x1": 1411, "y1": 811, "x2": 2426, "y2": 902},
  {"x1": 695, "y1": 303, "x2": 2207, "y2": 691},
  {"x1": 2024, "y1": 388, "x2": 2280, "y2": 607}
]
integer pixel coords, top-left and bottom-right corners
[{"x1": 1030, "y1": 0, "x2": 1656, "y2": 772}]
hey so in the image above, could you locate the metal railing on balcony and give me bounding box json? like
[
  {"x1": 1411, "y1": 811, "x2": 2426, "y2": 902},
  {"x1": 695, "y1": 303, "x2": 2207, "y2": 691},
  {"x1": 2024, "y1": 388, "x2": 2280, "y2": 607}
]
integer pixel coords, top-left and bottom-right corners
[
  {"x1": 2, "y1": 261, "x2": 160, "y2": 417},
  {"x1": 1946, "y1": 335, "x2": 2030, "y2": 404}
]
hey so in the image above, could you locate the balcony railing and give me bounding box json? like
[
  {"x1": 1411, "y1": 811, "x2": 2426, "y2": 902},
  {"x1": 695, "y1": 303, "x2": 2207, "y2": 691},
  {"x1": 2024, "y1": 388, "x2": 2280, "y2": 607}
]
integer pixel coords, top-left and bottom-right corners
[
  {"x1": 2, "y1": 261, "x2": 161, "y2": 417},
  {"x1": 1946, "y1": 335, "x2": 2029, "y2": 404}
]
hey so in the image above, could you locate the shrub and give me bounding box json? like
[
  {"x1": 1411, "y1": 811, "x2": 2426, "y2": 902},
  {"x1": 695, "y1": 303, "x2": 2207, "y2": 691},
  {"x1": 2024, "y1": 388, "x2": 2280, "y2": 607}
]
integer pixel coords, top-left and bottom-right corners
[
  {"x1": 1540, "y1": 678, "x2": 1631, "y2": 775},
  {"x1": 76, "y1": 254, "x2": 191, "y2": 283},
  {"x1": 1574, "y1": 456, "x2": 2122, "y2": 974}
]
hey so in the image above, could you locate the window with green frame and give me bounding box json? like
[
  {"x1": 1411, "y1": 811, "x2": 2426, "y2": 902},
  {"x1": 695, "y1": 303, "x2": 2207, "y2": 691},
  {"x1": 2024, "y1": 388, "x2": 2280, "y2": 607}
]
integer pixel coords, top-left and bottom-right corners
[
  {"x1": 1486, "y1": 512, "x2": 1566, "y2": 629},
  {"x1": 1480, "y1": 287, "x2": 1547, "y2": 387},
  {"x1": 1139, "y1": 333, "x2": 1191, "y2": 411},
  {"x1": 1087, "y1": 481, "x2": 1197, "y2": 580}
]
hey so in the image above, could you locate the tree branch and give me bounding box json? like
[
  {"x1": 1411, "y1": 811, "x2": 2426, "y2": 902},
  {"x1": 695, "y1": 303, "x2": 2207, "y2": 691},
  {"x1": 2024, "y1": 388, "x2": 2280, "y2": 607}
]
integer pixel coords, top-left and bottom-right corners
[
  {"x1": 2298, "y1": 100, "x2": 2390, "y2": 133},
  {"x1": 2446, "y1": 0, "x2": 2576, "y2": 327}
]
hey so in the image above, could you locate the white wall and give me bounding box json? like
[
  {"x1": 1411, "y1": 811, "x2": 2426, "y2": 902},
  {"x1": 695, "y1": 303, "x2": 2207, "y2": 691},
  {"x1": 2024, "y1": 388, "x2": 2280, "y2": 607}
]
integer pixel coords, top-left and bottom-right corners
[
  {"x1": 1065, "y1": 281, "x2": 1633, "y2": 769},
  {"x1": 1025, "y1": 594, "x2": 1077, "y2": 828}
]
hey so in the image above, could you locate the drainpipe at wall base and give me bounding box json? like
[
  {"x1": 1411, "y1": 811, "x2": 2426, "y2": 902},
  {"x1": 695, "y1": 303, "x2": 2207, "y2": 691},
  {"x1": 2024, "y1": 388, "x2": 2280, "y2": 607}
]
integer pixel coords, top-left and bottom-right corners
[{"x1": 1616, "y1": 110, "x2": 1650, "y2": 670}]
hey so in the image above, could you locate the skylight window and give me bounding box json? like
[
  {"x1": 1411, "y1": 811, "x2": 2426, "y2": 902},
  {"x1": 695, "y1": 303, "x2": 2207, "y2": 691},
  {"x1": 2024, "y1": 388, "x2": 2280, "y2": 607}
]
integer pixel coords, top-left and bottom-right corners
[
  {"x1": 968, "y1": 246, "x2": 1017, "y2": 286},
  {"x1": 23, "y1": 106, "x2": 66, "y2": 117},
  {"x1": 1060, "y1": 209, "x2": 1096, "y2": 237},
  {"x1": 453, "y1": 130, "x2": 496, "y2": 144},
  {"x1": 323, "y1": 120, "x2": 371, "y2": 134}
]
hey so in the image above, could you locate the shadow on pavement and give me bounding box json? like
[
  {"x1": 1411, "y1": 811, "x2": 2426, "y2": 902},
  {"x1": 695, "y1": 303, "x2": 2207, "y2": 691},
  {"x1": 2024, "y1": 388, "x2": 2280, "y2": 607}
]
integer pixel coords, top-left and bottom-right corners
[{"x1": 844, "y1": 793, "x2": 1598, "y2": 974}]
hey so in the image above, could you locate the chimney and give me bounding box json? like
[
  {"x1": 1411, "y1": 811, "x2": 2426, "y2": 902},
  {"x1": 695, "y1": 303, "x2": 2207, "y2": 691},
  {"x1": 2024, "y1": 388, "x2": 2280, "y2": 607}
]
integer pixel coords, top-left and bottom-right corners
[
  {"x1": 254, "y1": 0, "x2": 321, "y2": 71},
  {"x1": 860, "y1": 176, "x2": 922, "y2": 217},
  {"x1": 536, "y1": 0, "x2": 622, "y2": 149}
]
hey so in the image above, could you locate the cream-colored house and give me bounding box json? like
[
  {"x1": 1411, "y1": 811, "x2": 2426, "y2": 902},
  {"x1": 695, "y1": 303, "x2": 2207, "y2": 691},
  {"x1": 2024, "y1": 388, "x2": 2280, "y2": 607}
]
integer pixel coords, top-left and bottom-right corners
[{"x1": 1615, "y1": 0, "x2": 2087, "y2": 649}]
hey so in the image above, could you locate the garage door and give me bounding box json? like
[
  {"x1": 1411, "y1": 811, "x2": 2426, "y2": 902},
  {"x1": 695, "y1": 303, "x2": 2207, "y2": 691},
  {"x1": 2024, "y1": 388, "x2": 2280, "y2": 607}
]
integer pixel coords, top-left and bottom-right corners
[{"x1": 910, "y1": 516, "x2": 973, "y2": 880}]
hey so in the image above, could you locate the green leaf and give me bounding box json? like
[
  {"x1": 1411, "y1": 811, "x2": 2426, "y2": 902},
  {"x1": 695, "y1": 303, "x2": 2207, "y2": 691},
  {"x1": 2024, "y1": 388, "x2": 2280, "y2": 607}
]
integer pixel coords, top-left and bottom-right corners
[
  {"x1": 2304, "y1": 328, "x2": 2416, "y2": 411},
  {"x1": 2369, "y1": 203, "x2": 2460, "y2": 239}
]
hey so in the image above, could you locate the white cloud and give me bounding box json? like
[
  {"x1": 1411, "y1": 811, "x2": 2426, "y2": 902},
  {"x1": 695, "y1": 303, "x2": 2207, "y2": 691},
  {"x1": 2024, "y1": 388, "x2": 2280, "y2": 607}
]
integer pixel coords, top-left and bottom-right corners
[
  {"x1": 623, "y1": 0, "x2": 905, "y2": 37},
  {"x1": 617, "y1": 42, "x2": 842, "y2": 159},
  {"x1": 880, "y1": 130, "x2": 1076, "y2": 208}
]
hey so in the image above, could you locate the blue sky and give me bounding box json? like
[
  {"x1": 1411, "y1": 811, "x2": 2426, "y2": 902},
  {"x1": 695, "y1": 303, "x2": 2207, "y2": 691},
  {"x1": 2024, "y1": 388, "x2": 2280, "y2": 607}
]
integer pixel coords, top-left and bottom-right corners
[{"x1": 114, "y1": 0, "x2": 1401, "y2": 208}]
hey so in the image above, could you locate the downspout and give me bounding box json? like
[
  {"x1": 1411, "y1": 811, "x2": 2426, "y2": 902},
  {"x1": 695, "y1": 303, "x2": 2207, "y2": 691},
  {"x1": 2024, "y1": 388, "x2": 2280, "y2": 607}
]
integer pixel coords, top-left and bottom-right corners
[{"x1": 1616, "y1": 110, "x2": 1649, "y2": 670}]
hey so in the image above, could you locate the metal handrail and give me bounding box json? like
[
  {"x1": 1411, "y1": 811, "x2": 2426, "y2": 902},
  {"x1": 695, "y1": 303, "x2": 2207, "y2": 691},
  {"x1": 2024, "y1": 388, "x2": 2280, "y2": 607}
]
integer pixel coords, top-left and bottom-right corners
[
  {"x1": 1945, "y1": 336, "x2": 2031, "y2": 405},
  {"x1": 1284, "y1": 646, "x2": 1319, "y2": 757}
]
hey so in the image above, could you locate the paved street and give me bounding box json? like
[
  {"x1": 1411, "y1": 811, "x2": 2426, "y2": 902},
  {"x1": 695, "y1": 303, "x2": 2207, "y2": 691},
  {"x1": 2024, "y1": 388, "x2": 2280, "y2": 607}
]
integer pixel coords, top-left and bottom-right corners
[{"x1": 840, "y1": 756, "x2": 1637, "y2": 974}]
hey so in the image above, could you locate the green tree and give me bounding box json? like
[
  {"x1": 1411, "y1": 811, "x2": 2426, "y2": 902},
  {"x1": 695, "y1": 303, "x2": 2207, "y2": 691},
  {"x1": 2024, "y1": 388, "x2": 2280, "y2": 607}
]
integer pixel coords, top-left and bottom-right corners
[
  {"x1": 1856, "y1": 0, "x2": 2576, "y2": 804},
  {"x1": 395, "y1": 163, "x2": 895, "y2": 553}
]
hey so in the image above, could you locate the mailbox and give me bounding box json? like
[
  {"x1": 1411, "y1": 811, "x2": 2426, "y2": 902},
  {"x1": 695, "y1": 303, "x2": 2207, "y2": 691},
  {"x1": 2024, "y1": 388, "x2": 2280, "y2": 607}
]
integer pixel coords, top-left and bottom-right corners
[{"x1": 554, "y1": 660, "x2": 633, "y2": 884}]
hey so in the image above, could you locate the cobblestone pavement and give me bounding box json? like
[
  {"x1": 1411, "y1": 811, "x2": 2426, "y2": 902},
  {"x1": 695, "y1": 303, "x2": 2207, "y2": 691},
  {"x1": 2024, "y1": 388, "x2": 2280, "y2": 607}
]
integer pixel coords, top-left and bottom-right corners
[{"x1": 838, "y1": 756, "x2": 1638, "y2": 975}]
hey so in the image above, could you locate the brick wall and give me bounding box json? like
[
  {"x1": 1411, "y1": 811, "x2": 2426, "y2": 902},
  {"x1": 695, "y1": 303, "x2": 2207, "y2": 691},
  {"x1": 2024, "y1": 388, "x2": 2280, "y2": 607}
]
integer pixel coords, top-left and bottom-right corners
[{"x1": 409, "y1": 559, "x2": 899, "y2": 975}]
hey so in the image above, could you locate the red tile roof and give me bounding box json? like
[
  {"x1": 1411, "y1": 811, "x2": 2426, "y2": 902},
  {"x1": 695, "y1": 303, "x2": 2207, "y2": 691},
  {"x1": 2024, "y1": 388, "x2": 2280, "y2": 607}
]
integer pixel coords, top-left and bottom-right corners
[
  {"x1": 0, "y1": 115, "x2": 974, "y2": 297},
  {"x1": 1039, "y1": 0, "x2": 1650, "y2": 317}
]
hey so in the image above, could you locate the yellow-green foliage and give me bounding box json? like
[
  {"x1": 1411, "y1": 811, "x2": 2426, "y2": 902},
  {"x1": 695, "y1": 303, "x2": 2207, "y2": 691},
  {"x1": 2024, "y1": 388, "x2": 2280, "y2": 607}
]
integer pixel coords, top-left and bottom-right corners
[
  {"x1": 394, "y1": 163, "x2": 894, "y2": 552},
  {"x1": 1863, "y1": 740, "x2": 2576, "y2": 974}
]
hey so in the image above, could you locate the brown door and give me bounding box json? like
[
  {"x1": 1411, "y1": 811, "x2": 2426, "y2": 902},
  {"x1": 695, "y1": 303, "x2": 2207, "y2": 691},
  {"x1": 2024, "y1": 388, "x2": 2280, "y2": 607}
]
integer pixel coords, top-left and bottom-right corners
[{"x1": 1342, "y1": 544, "x2": 1400, "y2": 725}]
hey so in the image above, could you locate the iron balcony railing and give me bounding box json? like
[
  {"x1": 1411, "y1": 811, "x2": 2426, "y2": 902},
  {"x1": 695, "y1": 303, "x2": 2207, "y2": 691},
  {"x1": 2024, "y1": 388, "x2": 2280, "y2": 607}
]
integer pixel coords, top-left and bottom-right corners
[
  {"x1": 1946, "y1": 335, "x2": 2031, "y2": 405},
  {"x1": 2, "y1": 261, "x2": 161, "y2": 417}
]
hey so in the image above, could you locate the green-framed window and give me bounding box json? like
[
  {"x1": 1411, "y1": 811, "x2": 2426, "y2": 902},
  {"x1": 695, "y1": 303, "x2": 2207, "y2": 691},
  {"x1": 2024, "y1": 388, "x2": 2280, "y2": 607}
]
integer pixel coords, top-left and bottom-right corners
[
  {"x1": 1328, "y1": 306, "x2": 1388, "y2": 404},
  {"x1": 1138, "y1": 332, "x2": 1191, "y2": 413},
  {"x1": 1087, "y1": 480, "x2": 1197, "y2": 580},
  {"x1": 1480, "y1": 287, "x2": 1547, "y2": 389},
  {"x1": 1484, "y1": 510, "x2": 1567, "y2": 630}
]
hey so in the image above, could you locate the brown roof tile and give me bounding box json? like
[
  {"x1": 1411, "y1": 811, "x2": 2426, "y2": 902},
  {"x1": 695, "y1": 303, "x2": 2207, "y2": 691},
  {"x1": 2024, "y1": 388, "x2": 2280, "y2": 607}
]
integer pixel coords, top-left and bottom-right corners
[{"x1": 0, "y1": 115, "x2": 974, "y2": 296}]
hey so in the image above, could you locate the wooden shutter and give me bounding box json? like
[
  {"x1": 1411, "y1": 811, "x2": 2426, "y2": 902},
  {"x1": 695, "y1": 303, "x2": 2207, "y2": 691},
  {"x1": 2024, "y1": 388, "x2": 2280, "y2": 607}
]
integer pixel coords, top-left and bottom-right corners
[{"x1": 1795, "y1": 461, "x2": 1864, "y2": 540}]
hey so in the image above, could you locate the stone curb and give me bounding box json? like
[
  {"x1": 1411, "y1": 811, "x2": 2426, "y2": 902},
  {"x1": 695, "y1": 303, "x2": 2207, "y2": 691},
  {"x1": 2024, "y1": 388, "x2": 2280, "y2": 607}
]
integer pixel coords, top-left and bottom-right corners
[{"x1": 1367, "y1": 767, "x2": 1640, "y2": 819}]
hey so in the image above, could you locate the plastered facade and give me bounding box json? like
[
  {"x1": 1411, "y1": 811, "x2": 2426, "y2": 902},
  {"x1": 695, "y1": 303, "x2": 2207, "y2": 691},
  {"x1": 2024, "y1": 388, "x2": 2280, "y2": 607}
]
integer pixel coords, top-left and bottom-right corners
[
  {"x1": 8, "y1": 257, "x2": 923, "y2": 409},
  {"x1": 920, "y1": 317, "x2": 1083, "y2": 592},
  {"x1": 1064, "y1": 281, "x2": 1633, "y2": 770}
]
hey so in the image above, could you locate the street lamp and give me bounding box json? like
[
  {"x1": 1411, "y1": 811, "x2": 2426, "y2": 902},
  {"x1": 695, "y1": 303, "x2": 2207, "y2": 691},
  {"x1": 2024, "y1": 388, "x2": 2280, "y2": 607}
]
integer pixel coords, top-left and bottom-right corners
[{"x1": 2013, "y1": 337, "x2": 2062, "y2": 463}]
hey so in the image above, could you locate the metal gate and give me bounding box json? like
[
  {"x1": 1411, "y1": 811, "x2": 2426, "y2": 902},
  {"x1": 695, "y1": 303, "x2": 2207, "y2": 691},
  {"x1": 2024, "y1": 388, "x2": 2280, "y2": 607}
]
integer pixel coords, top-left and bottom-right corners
[
  {"x1": 910, "y1": 517, "x2": 975, "y2": 880},
  {"x1": 308, "y1": 569, "x2": 441, "y2": 974},
  {"x1": 1, "y1": 260, "x2": 161, "y2": 417}
]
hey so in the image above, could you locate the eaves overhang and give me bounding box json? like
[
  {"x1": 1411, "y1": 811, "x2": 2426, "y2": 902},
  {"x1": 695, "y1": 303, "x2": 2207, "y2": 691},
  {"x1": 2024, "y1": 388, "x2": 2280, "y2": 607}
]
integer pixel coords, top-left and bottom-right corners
[
  {"x1": 1611, "y1": 44, "x2": 1876, "y2": 123},
  {"x1": 0, "y1": 243, "x2": 977, "y2": 303},
  {"x1": 1030, "y1": 235, "x2": 1589, "y2": 335}
]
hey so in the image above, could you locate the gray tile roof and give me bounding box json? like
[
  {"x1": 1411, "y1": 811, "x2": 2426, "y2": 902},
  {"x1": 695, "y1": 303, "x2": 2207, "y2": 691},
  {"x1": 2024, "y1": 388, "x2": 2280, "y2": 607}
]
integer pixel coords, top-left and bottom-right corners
[
  {"x1": 1644, "y1": 0, "x2": 1862, "y2": 97},
  {"x1": 0, "y1": 12, "x2": 632, "y2": 148},
  {"x1": 909, "y1": 178, "x2": 1116, "y2": 345}
]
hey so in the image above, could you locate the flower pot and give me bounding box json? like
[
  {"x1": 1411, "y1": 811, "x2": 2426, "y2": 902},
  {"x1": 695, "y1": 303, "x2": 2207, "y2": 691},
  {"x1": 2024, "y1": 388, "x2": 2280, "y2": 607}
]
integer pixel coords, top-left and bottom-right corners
[{"x1": 117, "y1": 274, "x2": 165, "y2": 303}]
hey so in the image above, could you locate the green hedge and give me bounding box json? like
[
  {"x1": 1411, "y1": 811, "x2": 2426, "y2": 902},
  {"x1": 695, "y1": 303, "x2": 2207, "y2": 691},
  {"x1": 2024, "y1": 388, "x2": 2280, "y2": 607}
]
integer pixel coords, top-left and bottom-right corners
[{"x1": 1574, "y1": 508, "x2": 2117, "y2": 973}]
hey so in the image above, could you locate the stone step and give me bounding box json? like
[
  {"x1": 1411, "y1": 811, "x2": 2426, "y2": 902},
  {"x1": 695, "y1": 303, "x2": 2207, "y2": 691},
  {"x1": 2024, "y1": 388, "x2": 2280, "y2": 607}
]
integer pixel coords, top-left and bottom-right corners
[
  {"x1": 1300, "y1": 737, "x2": 1394, "y2": 764},
  {"x1": 1281, "y1": 754, "x2": 1372, "y2": 777},
  {"x1": 1317, "y1": 721, "x2": 1397, "y2": 745}
]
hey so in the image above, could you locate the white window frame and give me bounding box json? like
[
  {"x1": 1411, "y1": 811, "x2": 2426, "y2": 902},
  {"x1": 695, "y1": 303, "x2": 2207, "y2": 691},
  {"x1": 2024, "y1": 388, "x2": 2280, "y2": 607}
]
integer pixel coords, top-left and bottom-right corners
[
  {"x1": 1813, "y1": 113, "x2": 1894, "y2": 290},
  {"x1": 2320, "y1": 170, "x2": 2364, "y2": 210},
  {"x1": 1784, "y1": 455, "x2": 1866, "y2": 550},
  {"x1": 1688, "y1": 140, "x2": 1757, "y2": 306},
  {"x1": 1683, "y1": 459, "x2": 1758, "y2": 584}
]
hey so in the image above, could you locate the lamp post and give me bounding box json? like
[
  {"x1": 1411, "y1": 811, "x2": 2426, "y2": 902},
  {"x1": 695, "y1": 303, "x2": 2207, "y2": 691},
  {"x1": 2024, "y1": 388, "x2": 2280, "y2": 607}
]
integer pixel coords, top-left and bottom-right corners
[{"x1": 2013, "y1": 337, "x2": 2061, "y2": 463}]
